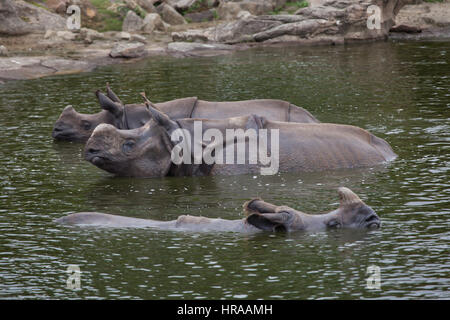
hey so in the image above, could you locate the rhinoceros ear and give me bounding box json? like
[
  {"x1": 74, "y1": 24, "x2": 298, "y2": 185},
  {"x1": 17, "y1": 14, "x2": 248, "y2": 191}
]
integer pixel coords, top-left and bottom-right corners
[
  {"x1": 246, "y1": 213, "x2": 287, "y2": 232},
  {"x1": 96, "y1": 90, "x2": 123, "y2": 117},
  {"x1": 145, "y1": 102, "x2": 178, "y2": 133},
  {"x1": 105, "y1": 83, "x2": 123, "y2": 105}
]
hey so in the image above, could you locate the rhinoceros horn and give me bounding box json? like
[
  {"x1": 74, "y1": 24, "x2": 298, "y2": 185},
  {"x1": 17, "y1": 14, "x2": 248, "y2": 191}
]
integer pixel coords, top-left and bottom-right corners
[
  {"x1": 105, "y1": 82, "x2": 123, "y2": 105},
  {"x1": 140, "y1": 91, "x2": 161, "y2": 111},
  {"x1": 338, "y1": 187, "x2": 364, "y2": 207}
]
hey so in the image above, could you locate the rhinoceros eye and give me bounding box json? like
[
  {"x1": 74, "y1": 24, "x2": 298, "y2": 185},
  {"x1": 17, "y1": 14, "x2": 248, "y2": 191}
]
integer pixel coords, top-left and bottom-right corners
[
  {"x1": 327, "y1": 219, "x2": 342, "y2": 229},
  {"x1": 122, "y1": 140, "x2": 136, "y2": 154},
  {"x1": 81, "y1": 120, "x2": 91, "y2": 130}
]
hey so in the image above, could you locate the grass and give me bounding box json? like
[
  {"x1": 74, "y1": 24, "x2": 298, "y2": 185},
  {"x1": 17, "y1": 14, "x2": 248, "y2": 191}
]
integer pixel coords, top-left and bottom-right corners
[
  {"x1": 89, "y1": 0, "x2": 124, "y2": 32},
  {"x1": 183, "y1": 0, "x2": 209, "y2": 15},
  {"x1": 28, "y1": 0, "x2": 51, "y2": 11},
  {"x1": 269, "y1": 1, "x2": 309, "y2": 15}
]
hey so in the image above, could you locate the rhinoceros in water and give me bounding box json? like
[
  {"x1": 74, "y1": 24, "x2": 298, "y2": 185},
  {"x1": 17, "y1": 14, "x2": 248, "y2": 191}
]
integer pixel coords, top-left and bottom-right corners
[
  {"x1": 55, "y1": 188, "x2": 381, "y2": 232},
  {"x1": 84, "y1": 103, "x2": 397, "y2": 177},
  {"x1": 52, "y1": 84, "x2": 319, "y2": 142}
]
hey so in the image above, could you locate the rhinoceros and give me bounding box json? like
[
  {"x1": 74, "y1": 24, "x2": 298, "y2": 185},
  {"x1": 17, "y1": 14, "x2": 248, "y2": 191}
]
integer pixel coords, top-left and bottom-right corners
[
  {"x1": 84, "y1": 103, "x2": 397, "y2": 177},
  {"x1": 52, "y1": 84, "x2": 319, "y2": 142},
  {"x1": 55, "y1": 187, "x2": 381, "y2": 232}
]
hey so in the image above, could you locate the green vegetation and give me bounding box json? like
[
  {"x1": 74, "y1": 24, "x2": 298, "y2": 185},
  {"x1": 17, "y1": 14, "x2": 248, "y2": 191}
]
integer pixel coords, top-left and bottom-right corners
[
  {"x1": 89, "y1": 0, "x2": 124, "y2": 32},
  {"x1": 269, "y1": 1, "x2": 309, "y2": 15},
  {"x1": 285, "y1": 1, "x2": 309, "y2": 13},
  {"x1": 212, "y1": 9, "x2": 219, "y2": 21},
  {"x1": 28, "y1": 1, "x2": 51, "y2": 11}
]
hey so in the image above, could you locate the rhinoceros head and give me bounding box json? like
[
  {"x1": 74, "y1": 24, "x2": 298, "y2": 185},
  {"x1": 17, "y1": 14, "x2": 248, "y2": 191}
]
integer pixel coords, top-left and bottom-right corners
[
  {"x1": 52, "y1": 84, "x2": 147, "y2": 142},
  {"x1": 84, "y1": 104, "x2": 179, "y2": 177},
  {"x1": 245, "y1": 188, "x2": 380, "y2": 231},
  {"x1": 324, "y1": 187, "x2": 381, "y2": 229},
  {"x1": 52, "y1": 103, "x2": 117, "y2": 142}
]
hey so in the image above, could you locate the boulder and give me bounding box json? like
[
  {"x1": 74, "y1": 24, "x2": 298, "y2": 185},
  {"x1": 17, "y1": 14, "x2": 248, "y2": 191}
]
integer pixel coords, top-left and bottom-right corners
[
  {"x1": 0, "y1": 0, "x2": 65, "y2": 35},
  {"x1": 136, "y1": 0, "x2": 157, "y2": 13},
  {"x1": 0, "y1": 56, "x2": 93, "y2": 81},
  {"x1": 173, "y1": 0, "x2": 199, "y2": 11},
  {"x1": 158, "y1": 3, "x2": 187, "y2": 25},
  {"x1": 237, "y1": 10, "x2": 252, "y2": 20},
  {"x1": 56, "y1": 31, "x2": 78, "y2": 41},
  {"x1": 118, "y1": 31, "x2": 132, "y2": 40},
  {"x1": 122, "y1": 10, "x2": 145, "y2": 32},
  {"x1": 130, "y1": 34, "x2": 148, "y2": 43},
  {"x1": 79, "y1": 28, "x2": 106, "y2": 44},
  {"x1": 44, "y1": 30, "x2": 78, "y2": 41},
  {"x1": 142, "y1": 13, "x2": 167, "y2": 33},
  {"x1": 109, "y1": 42, "x2": 146, "y2": 58},
  {"x1": 175, "y1": 0, "x2": 411, "y2": 44}
]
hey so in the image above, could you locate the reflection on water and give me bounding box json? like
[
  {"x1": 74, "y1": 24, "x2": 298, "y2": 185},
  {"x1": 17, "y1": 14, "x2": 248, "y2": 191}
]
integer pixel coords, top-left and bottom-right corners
[{"x1": 0, "y1": 41, "x2": 448, "y2": 299}]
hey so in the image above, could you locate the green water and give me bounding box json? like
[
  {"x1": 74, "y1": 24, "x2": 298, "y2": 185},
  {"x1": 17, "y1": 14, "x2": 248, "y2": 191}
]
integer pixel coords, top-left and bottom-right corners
[{"x1": 0, "y1": 41, "x2": 448, "y2": 299}]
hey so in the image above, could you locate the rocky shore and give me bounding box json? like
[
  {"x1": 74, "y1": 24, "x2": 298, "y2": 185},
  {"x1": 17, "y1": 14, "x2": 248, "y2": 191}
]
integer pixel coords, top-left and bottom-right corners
[{"x1": 0, "y1": 0, "x2": 449, "y2": 82}]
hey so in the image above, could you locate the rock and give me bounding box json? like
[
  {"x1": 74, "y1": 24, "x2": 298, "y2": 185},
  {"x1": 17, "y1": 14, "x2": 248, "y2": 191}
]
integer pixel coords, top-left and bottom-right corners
[
  {"x1": 0, "y1": 45, "x2": 8, "y2": 57},
  {"x1": 394, "y1": 1, "x2": 450, "y2": 30},
  {"x1": 44, "y1": 30, "x2": 56, "y2": 39},
  {"x1": 118, "y1": 31, "x2": 132, "y2": 40},
  {"x1": 130, "y1": 34, "x2": 148, "y2": 43},
  {"x1": 174, "y1": 0, "x2": 411, "y2": 44},
  {"x1": 0, "y1": 0, "x2": 66, "y2": 35},
  {"x1": 0, "y1": 56, "x2": 93, "y2": 81},
  {"x1": 158, "y1": 3, "x2": 187, "y2": 25},
  {"x1": 79, "y1": 28, "x2": 106, "y2": 44},
  {"x1": 142, "y1": 13, "x2": 166, "y2": 33},
  {"x1": 120, "y1": 32, "x2": 132, "y2": 40},
  {"x1": 122, "y1": 10, "x2": 145, "y2": 32},
  {"x1": 109, "y1": 42, "x2": 146, "y2": 58},
  {"x1": 167, "y1": 41, "x2": 237, "y2": 57},
  {"x1": 217, "y1": 1, "x2": 274, "y2": 20},
  {"x1": 56, "y1": 31, "x2": 78, "y2": 41},
  {"x1": 237, "y1": 10, "x2": 252, "y2": 20},
  {"x1": 86, "y1": 7, "x2": 97, "y2": 19},
  {"x1": 173, "y1": 0, "x2": 198, "y2": 11},
  {"x1": 172, "y1": 29, "x2": 212, "y2": 42},
  {"x1": 40, "y1": 58, "x2": 91, "y2": 74},
  {"x1": 217, "y1": 1, "x2": 241, "y2": 20},
  {"x1": 46, "y1": 0, "x2": 69, "y2": 14},
  {"x1": 136, "y1": 0, "x2": 157, "y2": 13}
]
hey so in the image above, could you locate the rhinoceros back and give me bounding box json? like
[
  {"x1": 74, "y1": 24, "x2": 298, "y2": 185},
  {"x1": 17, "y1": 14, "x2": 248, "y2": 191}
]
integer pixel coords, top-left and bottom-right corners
[
  {"x1": 154, "y1": 97, "x2": 198, "y2": 119},
  {"x1": 192, "y1": 99, "x2": 319, "y2": 123}
]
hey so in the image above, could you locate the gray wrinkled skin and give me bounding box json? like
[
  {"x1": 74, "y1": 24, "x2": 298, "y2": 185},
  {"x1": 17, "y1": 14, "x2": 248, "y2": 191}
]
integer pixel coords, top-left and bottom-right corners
[
  {"x1": 52, "y1": 84, "x2": 319, "y2": 142},
  {"x1": 84, "y1": 105, "x2": 397, "y2": 177},
  {"x1": 55, "y1": 188, "x2": 380, "y2": 232}
]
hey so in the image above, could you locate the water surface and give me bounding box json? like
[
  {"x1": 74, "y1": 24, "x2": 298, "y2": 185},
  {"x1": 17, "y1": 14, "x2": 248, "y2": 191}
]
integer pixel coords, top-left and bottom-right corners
[{"x1": 0, "y1": 41, "x2": 448, "y2": 299}]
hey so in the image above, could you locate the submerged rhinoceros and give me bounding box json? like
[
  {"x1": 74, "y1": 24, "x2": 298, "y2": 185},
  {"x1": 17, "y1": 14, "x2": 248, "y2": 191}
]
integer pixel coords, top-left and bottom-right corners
[
  {"x1": 84, "y1": 103, "x2": 397, "y2": 177},
  {"x1": 55, "y1": 187, "x2": 381, "y2": 232},
  {"x1": 52, "y1": 84, "x2": 319, "y2": 142}
]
